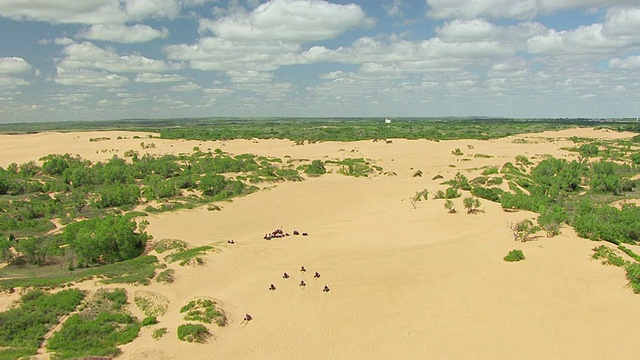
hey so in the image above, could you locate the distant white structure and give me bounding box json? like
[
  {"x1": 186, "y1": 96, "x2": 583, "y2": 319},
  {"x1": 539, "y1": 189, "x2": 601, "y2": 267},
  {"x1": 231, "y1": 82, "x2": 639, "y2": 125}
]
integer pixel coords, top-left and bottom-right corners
[{"x1": 384, "y1": 118, "x2": 392, "y2": 124}]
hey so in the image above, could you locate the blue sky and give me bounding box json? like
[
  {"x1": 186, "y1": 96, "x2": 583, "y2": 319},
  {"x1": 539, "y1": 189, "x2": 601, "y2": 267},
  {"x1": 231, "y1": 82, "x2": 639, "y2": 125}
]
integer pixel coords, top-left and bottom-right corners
[{"x1": 0, "y1": 0, "x2": 639, "y2": 123}]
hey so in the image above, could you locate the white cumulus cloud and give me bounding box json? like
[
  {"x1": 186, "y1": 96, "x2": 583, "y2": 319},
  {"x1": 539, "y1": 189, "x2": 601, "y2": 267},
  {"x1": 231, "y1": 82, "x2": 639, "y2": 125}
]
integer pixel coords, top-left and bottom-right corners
[
  {"x1": 134, "y1": 73, "x2": 189, "y2": 83},
  {"x1": 0, "y1": 75, "x2": 29, "y2": 88},
  {"x1": 59, "y1": 42, "x2": 175, "y2": 73},
  {"x1": 609, "y1": 55, "x2": 640, "y2": 69},
  {"x1": 199, "y1": 0, "x2": 373, "y2": 41},
  {"x1": 77, "y1": 24, "x2": 169, "y2": 43},
  {"x1": 0, "y1": 57, "x2": 32, "y2": 74},
  {"x1": 426, "y1": 0, "x2": 638, "y2": 19},
  {"x1": 0, "y1": 0, "x2": 213, "y2": 24},
  {"x1": 54, "y1": 68, "x2": 128, "y2": 87}
]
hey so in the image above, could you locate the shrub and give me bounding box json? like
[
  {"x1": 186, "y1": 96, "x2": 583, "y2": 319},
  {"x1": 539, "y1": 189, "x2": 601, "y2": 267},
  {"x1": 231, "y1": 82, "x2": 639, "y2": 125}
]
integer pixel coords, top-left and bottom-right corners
[
  {"x1": 626, "y1": 262, "x2": 640, "y2": 294},
  {"x1": 445, "y1": 187, "x2": 460, "y2": 199},
  {"x1": 47, "y1": 289, "x2": 139, "y2": 358},
  {"x1": 463, "y1": 197, "x2": 481, "y2": 213},
  {"x1": 618, "y1": 246, "x2": 640, "y2": 262},
  {"x1": 177, "y1": 324, "x2": 210, "y2": 343},
  {"x1": 156, "y1": 269, "x2": 175, "y2": 284},
  {"x1": 152, "y1": 328, "x2": 167, "y2": 340},
  {"x1": 142, "y1": 316, "x2": 158, "y2": 327},
  {"x1": 592, "y1": 245, "x2": 626, "y2": 267},
  {"x1": 154, "y1": 238, "x2": 188, "y2": 254},
  {"x1": 304, "y1": 160, "x2": 326, "y2": 176},
  {"x1": 134, "y1": 291, "x2": 169, "y2": 317},
  {"x1": 471, "y1": 186, "x2": 501, "y2": 202},
  {"x1": 481, "y1": 166, "x2": 499, "y2": 175},
  {"x1": 165, "y1": 246, "x2": 213, "y2": 266},
  {"x1": 0, "y1": 289, "x2": 85, "y2": 358},
  {"x1": 451, "y1": 148, "x2": 463, "y2": 156},
  {"x1": 444, "y1": 200, "x2": 456, "y2": 214},
  {"x1": 411, "y1": 189, "x2": 429, "y2": 204},
  {"x1": 504, "y1": 249, "x2": 525, "y2": 262},
  {"x1": 180, "y1": 298, "x2": 227, "y2": 326}
]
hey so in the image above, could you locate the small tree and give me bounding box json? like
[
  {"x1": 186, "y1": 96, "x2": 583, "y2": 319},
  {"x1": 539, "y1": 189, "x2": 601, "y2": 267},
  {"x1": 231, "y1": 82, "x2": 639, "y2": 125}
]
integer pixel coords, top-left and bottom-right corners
[
  {"x1": 444, "y1": 199, "x2": 456, "y2": 213},
  {"x1": 463, "y1": 197, "x2": 482, "y2": 214},
  {"x1": 508, "y1": 219, "x2": 539, "y2": 242},
  {"x1": 411, "y1": 189, "x2": 429, "y2": 209}
]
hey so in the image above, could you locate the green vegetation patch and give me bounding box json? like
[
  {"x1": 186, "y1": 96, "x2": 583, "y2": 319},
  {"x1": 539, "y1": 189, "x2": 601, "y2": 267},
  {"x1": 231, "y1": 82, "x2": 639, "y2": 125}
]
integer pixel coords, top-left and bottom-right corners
[
  {"x1": 0, "y1": 255, "x2": 158, "y2": 290},
  {"x1": 154, "y1": 238, "x2": 189, "y2": 254},
  {"x1": 326, "y1": 158, "x2": 381, "y2": 177},
  {"x1": 165, "y1": 246, "x2": 214, "y2": 266},
  {"x1": 592, "y1": 245, "x2": 626, "y2": 267},
  {"x1": 618, "y1": 245, "x2": 640, "y2": 262},
  {"x1": 134, "y1": 290, "x2": 169, "y2": 317},
  {"x1": 177, "y1": 323, "x2": 210, "y2": 343},
  {"x1": 156, "y1": 268, "x2": 175, "y2": 284},
  {"x1": 152, "y1": 327, "x2": 167, "y2": 340},
  {"x1": 180, "y1": 298, "x2": 227, "y2": 327},
  {"x1": 503, "y1": 249, "x2": 525, "y2": 262},
  {"x1": 48, "y1": 289, "x2": 139, "y2": 358},
  {"x1": 626, "y1": 262, "x2": 640, "y2": 294},
  {"x1": 48, "y1": 292, "x2": 140, "y2": 359},
  {"x1": 0, "y1": 289, "x2": 85, "y2": 359}
]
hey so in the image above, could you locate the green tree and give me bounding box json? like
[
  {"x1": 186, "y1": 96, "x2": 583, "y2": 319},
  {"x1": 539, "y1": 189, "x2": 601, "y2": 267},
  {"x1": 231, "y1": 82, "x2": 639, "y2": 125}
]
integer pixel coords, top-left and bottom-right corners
[
  {"x1": 509, "y1": 219, "x2": 539, "y2": 242},
  {"x1": 60, "y1": 215, "x2": 148, "y2": 265},
  {"x1": 444, "y1": 199, "x2": 456, "y2": 213},
  {"x1": 14, "y1": 236, "x2": 53, "y2": 265},
  {"x1": 578, "y1": 143, "x2": 599, "y2": 161},
  {"x1": 95, "y1": 184, "x2": 140, "y2": 209},
  {"x1": 199, "y1": 174, "x2": 227, "y2": 197},
  {"x1": 0, "y1": 237, "x2": 14, "y2": 263}
]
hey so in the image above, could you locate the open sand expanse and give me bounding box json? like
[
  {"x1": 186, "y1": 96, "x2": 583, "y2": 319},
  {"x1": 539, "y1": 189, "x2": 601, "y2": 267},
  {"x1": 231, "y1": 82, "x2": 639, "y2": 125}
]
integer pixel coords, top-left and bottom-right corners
[{"x1": 1, "y1": 128, "x2": 640, "y2": 359}]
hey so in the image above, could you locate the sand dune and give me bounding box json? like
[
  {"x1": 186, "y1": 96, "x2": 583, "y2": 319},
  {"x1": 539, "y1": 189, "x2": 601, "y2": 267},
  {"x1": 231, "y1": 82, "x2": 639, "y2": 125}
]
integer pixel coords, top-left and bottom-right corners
[{"x1": 1, "y1": 127, "x2": 640, "y2": 359}]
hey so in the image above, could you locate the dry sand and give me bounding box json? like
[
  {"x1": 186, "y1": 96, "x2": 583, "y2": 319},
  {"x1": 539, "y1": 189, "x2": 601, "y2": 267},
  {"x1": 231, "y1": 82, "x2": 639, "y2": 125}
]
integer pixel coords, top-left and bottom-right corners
[{"x1": 1, "y1": 127, "x2": 640, "y2": 359}]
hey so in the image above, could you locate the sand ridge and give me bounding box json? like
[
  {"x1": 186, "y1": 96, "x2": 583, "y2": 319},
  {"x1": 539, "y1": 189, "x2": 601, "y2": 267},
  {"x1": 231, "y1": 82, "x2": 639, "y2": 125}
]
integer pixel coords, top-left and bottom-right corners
[{"x1": 1, "y1": 127, "x2": 640, "y2": 359}]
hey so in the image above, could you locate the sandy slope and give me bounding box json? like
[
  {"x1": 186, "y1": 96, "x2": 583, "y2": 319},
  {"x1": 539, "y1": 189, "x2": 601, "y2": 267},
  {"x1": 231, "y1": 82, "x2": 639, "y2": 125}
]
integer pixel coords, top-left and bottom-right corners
[{"x1": 1, "y1": 127, "x2": 640, "y2": 359}]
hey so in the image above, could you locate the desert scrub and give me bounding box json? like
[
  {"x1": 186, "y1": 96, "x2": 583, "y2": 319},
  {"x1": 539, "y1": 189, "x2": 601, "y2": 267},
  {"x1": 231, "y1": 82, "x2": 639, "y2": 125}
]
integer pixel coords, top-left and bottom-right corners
[
  {"x1": 154, "y1": 238, "x2": 189, "y2": 253},
  {"x1": 412, "y1": 189, "x2": 429, "y2": 203},
  {"x1": 47, "y1": 289, "x2": 140, "y2": 359},
  {"x1": 180, "y1": 298, "x2": 227, "y2": 326},
  {"x1": 0, "y1": 255, "x2": 158, "y2": 291},
  {"x1": 152, "y1": 327, "x2": 167, "y2": 340},
  {"x1": 625, "y1": 262, "x2": 640, "y2": 294},
  {"x1": 504, "y1": 249, "x2": 525, "y2": 262},
  {"x1": 618, "y1": 245, "x2": 640, "y2": 262},
  {"x1": 134, "y1": 290, "x2": 169, "y2": 317},
  {"x1": 165, "y1": 246, "x2": 214, "y2": 266},
  {"x1": 142, "y1": 316, "x2": 158, "y2": 327},
  {"x1": 474, "y1": 153, "x2": 494, "y2": 159},
  {"x1": 592, "y1": 245, "x2": 626, "y2": 267},
  {"x1": 0, "y1": 289, "x2": 85, "y2": 359},
  {"x1": 330, "y1": 158, "x2": 380, "y2": 177},
  {"x1": 156, "y1": 269, "x2": 175, "y2": 284},
  {"x1": 177, "y1": 324, "x2": 210, "y2": 343}
]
